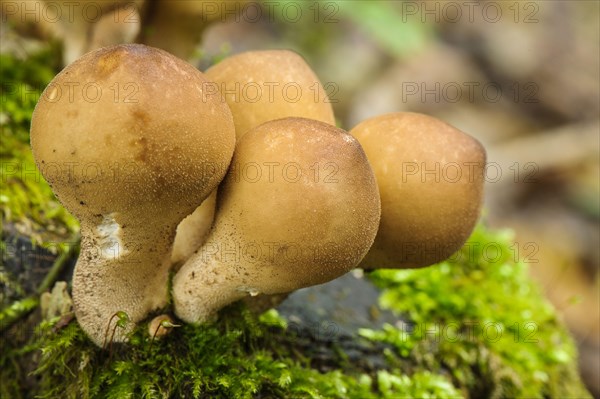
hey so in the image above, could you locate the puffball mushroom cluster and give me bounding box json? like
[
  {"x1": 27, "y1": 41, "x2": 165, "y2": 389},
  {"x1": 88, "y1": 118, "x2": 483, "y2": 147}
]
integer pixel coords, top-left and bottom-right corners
[{"x1": 30, "y1": 44, "x2": 486, "y2": 347}]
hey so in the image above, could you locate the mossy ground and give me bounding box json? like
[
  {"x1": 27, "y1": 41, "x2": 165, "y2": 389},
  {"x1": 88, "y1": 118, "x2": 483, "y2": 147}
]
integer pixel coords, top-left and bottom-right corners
[
  {"x1": 0, "y1": 47, "x2": 592, "y2": 398},
  {"x1": 0, "y1": 45, "x2": 78, "y2": 242}
]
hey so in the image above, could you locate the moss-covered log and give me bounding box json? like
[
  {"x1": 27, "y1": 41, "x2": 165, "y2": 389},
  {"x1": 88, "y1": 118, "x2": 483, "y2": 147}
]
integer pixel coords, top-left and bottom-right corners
[{"x1": 0, "y1": 46, "x2": 592, "y2": 399}]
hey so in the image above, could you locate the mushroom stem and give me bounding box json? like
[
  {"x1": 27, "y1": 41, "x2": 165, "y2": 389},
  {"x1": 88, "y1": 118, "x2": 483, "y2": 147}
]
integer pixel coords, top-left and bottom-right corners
[
  {"x1": 173, "y1": 247, "x2": 248, "y2": 323},
  {"x1": 138, "y1": 0, "x2": 245, "y2": 60},
  {"x1": 75, "y1": 218, "x2": 175, "y2": 345}
]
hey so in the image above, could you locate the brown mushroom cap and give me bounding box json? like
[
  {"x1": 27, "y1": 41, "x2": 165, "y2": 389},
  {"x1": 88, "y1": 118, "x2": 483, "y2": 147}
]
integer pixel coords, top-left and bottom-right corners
[
  {"x1": 172, "y1": 117, "x2": 380, "y2": 323},
  {"x1": 205, "y1": 50, "x2": 336, "y2": 139},
  {"x1": 30, "y1": 44, "x2": 235, "y2": 345},
  {"x1": 148, "y1": 314, "x2": 177, "y2": 340},
  {"x1": 350, "y1": 112, "x2": 486, "y2": 269}
]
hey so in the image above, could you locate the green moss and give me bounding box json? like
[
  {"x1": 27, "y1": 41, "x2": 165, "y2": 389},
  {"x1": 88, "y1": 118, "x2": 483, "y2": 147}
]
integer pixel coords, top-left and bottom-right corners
[
  {"x1": 2, "y1": 226, "x2": 591, "y2": 398},
  {"x1": 0, "y1": 48, "x2": 78, "y2": 242},
  {"x1": 362, "y1": 225, "x2": 591, "y2": 398},
  {"x1": 5, "y1": 305, "x2": 464, "y2": 399},
  {"x1": 24, "y1": 307, "x2": 354, "y2": 398}
]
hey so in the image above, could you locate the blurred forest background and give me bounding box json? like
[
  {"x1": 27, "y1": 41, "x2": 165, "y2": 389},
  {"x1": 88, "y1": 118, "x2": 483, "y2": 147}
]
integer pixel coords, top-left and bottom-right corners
[{"x1": 1, "y1": 0, "x2": 599, "y2": 395}]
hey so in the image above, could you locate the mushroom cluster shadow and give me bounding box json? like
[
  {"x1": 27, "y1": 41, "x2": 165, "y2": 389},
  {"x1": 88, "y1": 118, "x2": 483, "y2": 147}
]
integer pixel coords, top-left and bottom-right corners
[{"x1": 30, "y1": 44, "x2": 486, "y2": 347}]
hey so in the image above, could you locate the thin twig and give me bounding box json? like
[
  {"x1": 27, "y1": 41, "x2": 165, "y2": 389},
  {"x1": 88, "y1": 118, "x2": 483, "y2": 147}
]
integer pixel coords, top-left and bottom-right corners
[
  {"x1": 0, "y1": 233, "x2": 80, "y2": 333},
  {"x1": 36, "y1": 233, "x2": 81, "y2": 295}
]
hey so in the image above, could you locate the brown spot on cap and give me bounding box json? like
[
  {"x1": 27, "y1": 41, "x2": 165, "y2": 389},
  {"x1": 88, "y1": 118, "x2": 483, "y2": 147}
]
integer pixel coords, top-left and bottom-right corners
[{"x1": 94, "y1": 48, "x2": 124, "y2": 78}]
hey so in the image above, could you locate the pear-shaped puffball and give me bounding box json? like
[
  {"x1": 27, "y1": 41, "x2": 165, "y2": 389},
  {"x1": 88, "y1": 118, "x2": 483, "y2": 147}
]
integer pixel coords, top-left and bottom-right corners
[
  {"x1": 30, "y1": 44, "x2": 236, "y2": 345},
  {"x1": 173, "y1": 117, "x2": 380, "y2": 323},
  {"x1": 351, "y1": 112, "x2": 486, "y2": 269}
]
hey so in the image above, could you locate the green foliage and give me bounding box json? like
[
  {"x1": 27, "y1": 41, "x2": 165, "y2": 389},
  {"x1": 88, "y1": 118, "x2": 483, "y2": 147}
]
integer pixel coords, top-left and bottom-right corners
[
  {"x1": 363, "y1": 225, "x2": 591, "y2": 398},
  {"x1": 335, "y1": 0, "x2": 433, "y2": 58},
  {"x1": 0, "y1": 48, "x2": 78, "y2": 241},
  {"x1": 268, "y1": 0, "x2": 432, "y2": 61},
  {"x1": 375, "y1": 370, "x2": 462, "y2": 398},
  {"x1": 0, "y1": 296, "x2": 39, "y2": 329},
  {"x1": 0, "y1": 48, "x2": 60, "y2": 137}
]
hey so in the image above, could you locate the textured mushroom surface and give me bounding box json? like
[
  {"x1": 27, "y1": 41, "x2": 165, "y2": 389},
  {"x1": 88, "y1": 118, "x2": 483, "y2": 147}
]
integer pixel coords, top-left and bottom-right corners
[
  {"x1": 171, "y1": 49, "x2": 337, "y2": 265},
  {"x1": 206, "y1": 50, "x2": 336, "y2": 138},
  {"x1": 171, "y1": 191, "x2": 217, "y2": 266},
  {"x1": 351, "y1": 112, "x2": 486, "y2": 269},
  {"x1": 30, "y1": 44, "x2": 236, "y2": 345},
  {"x1": 173, "y1": 117, "x2": 380, "y2": 323}
]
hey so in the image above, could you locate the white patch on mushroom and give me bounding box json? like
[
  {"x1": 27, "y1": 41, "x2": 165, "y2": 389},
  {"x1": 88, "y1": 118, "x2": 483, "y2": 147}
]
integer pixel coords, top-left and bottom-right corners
[
  {"x1": 47, "y1": 86, "x2": 59, "y2": 101},
  {"x1": 342, "y1": 133, "x2": 355, "y2": 144},
  {"x1": 164, "y1": 57, "x2": 189, "y2": 77},
  {"x1": 96, "y1": 213, "x2": 127, "y2": 259},
  {"x1": 237, "y1": 286, "x2": 261, "y2": 297}
]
